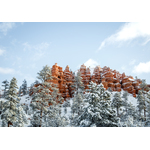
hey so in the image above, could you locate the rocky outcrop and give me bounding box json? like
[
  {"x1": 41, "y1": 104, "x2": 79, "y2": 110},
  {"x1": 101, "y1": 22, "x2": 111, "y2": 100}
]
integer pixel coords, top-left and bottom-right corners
[
  {"x1": 77, "y1": 64, "x2": 143, "y2": 97},
  {"x1": 79, "y1": 64, "x2": 91, "y2": 90},
  {"x1": 50, "y1": 63, "x2": 75, "y2": 99},
  {"x1": 34, "y1": 63, "x2": 144, "y2": 99}
]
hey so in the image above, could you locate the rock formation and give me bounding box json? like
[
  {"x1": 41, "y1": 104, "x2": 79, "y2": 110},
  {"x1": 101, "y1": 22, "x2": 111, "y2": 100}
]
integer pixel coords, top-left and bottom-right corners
[
  {"x1": 33, "y1": 63, "x2": 146, "y2": 99},
  {"x1": 77, "y1": 64, "x2": 143, "y2": 97}
]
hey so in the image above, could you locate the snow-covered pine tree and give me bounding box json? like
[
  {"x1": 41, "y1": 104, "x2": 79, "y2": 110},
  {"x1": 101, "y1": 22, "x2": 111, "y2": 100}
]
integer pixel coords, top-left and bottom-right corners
[
  {"x1": 45, "y1": 84, "x2": 68, "y2": 127},
  {"x1": 120, "y1": 101, "x2": 138, "y2": 124},
  {"x1": 2, "y1": 80, "x2": 9, "y2": 98},
  {"x1": 22, "y1": 103, "x2": 29, "y2": 114},
  {"x1": 122, "y1": 116, "x2": 135, "y2": 127},
  {"x1": 30, "y1": 65, "x2": 64, "y2": 127},
  {"x1": 76, "y1": 81, "x2": 119, "y2": 127},
  {"x1": 70, "y1": 92, "x2": 85, "y2": 126},
  {"x1": 139, "y1": 79, "x2": 149, "y2": 121},
  {"x1": 107, "y1": 87, "x2": 113, "y2": 93},
  {"x1": 1, "y1": 77, "x2": 27, "y2": 127},
  {"x1": 70, "y1": 71, "x2": 85, "y2": 126},
  {"x1": 143, "y1": 91, "x2": 150, "y2": 126},
  {"x1": 140, "y1": 79, "x2": 149, "y2": 92},
  {"x1": 111, "y1": 92, "x2": 123, "y2": 117},
  {"x1": 126, "y1": 102, "x2": 137, "y2": 119},
  {"x1": 22, "y1": 79, "x2": 27, "y2": 95},
  {"x1": 122, "y1": 91, "x2": 129, "y2": 112},
  {"x1": 13, "y1": 104, "x2": 28, "y2": 127},
  {"x1": 71, "y1": 93, "x2": 84, "y2": 116},
  {"x1": 29, "y1": 80, "x2": 40, "y2": 96},
  {"x1": 46, "y1": 102, "x2": 69, "y2": 127},
  {"x1": 0, "y1": 100, "x2": 4, "y2": 115},
  {"x1": 64, "y1": 106, "x2": 67, "y2": 114},
  {"x1": 136, "y1": 90, "x2": 145, "y2": 121},
  {"x1": 30, "y1": 65, "x2": 54, "y2": 127},
  {"x1": 144, "y1": 92, "x2": 150, "y2": 126},
  {"x1": 71, "y1": 71, "x2": 84, "y2": 97}
]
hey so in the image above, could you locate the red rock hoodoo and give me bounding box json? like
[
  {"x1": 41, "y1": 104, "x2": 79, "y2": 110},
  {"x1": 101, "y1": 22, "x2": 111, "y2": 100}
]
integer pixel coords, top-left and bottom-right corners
[
  {"x1": 77, "y1": 64, "x2": 143, "y2": 97},
  {"x1": 50, "y1": 63, "x2": 75, "y2": 99},
  {"x1": 35, "y1": 63, "x2": 146, "y2": 99}
]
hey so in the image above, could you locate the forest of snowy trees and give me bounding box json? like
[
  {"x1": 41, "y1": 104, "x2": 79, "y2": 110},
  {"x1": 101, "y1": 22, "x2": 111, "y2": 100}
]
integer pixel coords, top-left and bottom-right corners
[{"x1": 0, "y1": 65, "x2": 150, "y2": 127}]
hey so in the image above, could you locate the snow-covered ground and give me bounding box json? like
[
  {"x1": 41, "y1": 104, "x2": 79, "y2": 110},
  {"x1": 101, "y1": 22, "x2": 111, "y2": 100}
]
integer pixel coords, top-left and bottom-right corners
[{"x1": 19, "y1": 95, "x2": 32, "y2": 105}]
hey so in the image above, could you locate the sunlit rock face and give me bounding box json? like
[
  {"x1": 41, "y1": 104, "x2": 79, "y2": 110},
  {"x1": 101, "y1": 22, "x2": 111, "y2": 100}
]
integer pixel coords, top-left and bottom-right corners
[
  {"x1": 50, "y1": 63, "x2": 75, "y2": 99},
  {"x1": 77, "y1": 64, "x2": 142, "y2": 97},
  {"x1": 38, "y1": 63, "x2": 143, "y2": 99}
]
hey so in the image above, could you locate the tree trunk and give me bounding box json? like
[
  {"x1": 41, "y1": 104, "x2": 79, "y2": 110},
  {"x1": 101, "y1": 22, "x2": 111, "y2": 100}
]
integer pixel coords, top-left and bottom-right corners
[
  {"x1": 8, "y1": 121, "x2": 11, "y2": 127},
  {"x1": 39, "y1": 109, "x2": 43, "y2": 127},
  {"x1": 144, "y1": 107, "x2": 146, "y2": 121},
  {"x1": 117, "y1": 107, "x2": 119, "y2": 117}
]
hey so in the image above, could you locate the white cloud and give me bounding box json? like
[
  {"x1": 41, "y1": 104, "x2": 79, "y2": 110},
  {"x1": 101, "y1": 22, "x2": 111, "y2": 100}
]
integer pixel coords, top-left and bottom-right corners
[
  {"x1": 142, "y1": 38, "x2": 150, "y2": 45},
  {"x1": 0, "y1": 67, "x2": 15, "y2": 74},
  {"x1": 84, "y1": 59, "x2": 99, "y2": 68},
  {"x1": 132, "y1": 61, "x2": 150, "y2": 74},
  {"x1": 97, "y1": 22, "x2": 150, "y2": 51},
  {"x1": 23, "y1": 42, "x2": 50, "y2": 61},
  {"x1": 0, "y1": 49, "x2": 5, "y2": 55},
  {"x1": 0, "y1": 22, "x2": 15, "y2": 35},
  {"x1": 129, "y1": 59, "x2": 136, "y2": 65},
  {"x1": 23, "y1": 42, "x2": 32, "y2": 51}
]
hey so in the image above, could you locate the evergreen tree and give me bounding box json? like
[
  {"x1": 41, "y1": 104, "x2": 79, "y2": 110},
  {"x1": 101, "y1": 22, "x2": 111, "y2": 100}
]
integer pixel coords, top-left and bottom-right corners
[
  {"x1": 45, "y1": 85, "x2": 65, "y2": 127},
  {"x1": 72, "y1": 71, "x2": 84, "y2": 97},
  {"x1": 22, "y1": 103, "x2": 29, "y2": 114},
  {"x1": 30, "y1": 65, "x2": 53, "y2": 127},
  {"x1": 140, "y1": 79, "x2": 149, "y2": 92},
  {"x1": 22, "y1": 79, "x2": 27, "y2": 95},
  {"x1": 71, "y1": 93, "x2": 84, "y2": 116},
  {"x1": 122, "y1": 91, "x2": 129, "y2": 112},
  {"x1": 111, "y1": 92, "x2": 123, "y2": 117},
  {"x1": 76, "y1": 82, "x2": 119, "y2": 127},
  {"x1": 139, "y1": 79, "x2": 149, "y2": 120},
  {"x1": 137, "y1": 90, "x2": 146, "y2": 121},
  {"x1": 1, "y1": 77, "x2": 27, "y2": 127},
  {"x1": 30, "y1": 65, "x2": 64, "y2": 127},
  {"x1": 107, "y1": 87, "x2": 113, "y2": 93},
  {"x1": 122, "y1": 116, "x2": 136, "y2": 127},
  {"x1": 145, "y1": 91, "x2": 150, "y2": 121},
  {"x1": 70, "y1": 93, "x2": 85, "y2": 126},
  {"x1": 13, "y1": 104, "x2": 28, "y2": 127},
  {"x1": 46, "y1": 102, "x2": 68, "y2": 127},
  {"x1": 0, "y1": 100, "x2": 4, "y2": 115},
  {"x1": 126, "y1": 102, "x2": 137, "y2": 119},
  {"x1": 2, "y1": 80, "x2": 9, "y2": 98},
  {"x1": 64, "y1": 106, "x2": 67, "y2": 114},
  {"x1": 120, "y1": 101, "x2": 138, "y2": 125}
]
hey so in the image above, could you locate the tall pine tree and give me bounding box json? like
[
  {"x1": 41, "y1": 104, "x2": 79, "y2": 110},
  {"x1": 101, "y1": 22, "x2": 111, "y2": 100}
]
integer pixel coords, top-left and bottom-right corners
[
  {"x1": 22, "y1": 79, "x2": 27, "y2": 95},
  {"x1": 76, "y1": 82, "x2": 119, "y2": 127},
  {"x1": 1, "y1": 77, "x2": 27, "y2": 127},
  {"x1": 111, "y1": 92, "x2": 123, "y2": 117},
  {"x1": 2, "y1": 80, "x2": 9, "y2": 98},
  {"x1": 30, "y1": 65, "x2": 64, "y2": 127}
]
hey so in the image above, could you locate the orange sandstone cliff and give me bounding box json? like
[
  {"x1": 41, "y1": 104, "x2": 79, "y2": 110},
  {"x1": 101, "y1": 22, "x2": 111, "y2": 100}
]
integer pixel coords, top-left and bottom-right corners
[{"x1": 34, "y1": 63, "x2": 146, "y2": 99}]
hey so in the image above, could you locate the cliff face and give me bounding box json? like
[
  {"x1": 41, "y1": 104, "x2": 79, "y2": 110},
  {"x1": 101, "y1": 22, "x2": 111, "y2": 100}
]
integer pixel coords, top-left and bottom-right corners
[
  {"x1": 78, "y1": 64, "x2": 142, "y2": 97},
  {"x1": 50, "y1": 63, "x2": 75, "y2": 99},
  {"x1": 36, "y1": 63, "x2": 144, "y2": 99}
]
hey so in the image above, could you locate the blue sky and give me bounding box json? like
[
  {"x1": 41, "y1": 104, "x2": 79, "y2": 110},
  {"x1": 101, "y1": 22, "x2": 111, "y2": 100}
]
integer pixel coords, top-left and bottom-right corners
[{"x1": 0, "y1": 22, "x2": 150, "y2": 88}]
